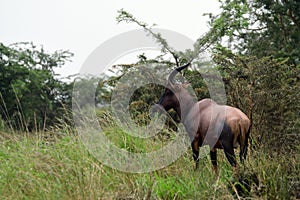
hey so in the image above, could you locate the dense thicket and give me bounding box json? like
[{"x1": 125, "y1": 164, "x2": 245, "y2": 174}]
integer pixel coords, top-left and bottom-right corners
[
  {"x1": 0, "y1": 42, "x2": 73, "y2": 131},
  {"x1": 208, "y1": 0, "x2": 300, "y2": 151}
]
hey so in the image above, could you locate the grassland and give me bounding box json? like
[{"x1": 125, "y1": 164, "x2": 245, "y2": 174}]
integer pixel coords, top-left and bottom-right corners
[{"x1": 0, "y1": 122, "x2": 299, "y2": 200}]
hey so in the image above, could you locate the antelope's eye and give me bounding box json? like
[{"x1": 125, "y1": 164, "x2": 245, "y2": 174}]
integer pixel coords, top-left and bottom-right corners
[{"x1": 165, "y1": 89, "x2": 173, "y2": 96}]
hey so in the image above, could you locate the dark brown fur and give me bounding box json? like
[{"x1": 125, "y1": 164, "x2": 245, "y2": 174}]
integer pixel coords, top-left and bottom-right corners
[{"x1": 157, "y1": 83, "x2": 251, "y2": 173}]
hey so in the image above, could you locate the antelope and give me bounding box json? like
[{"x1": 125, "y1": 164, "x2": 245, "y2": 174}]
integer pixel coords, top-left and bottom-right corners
[{"x1": 155, "y1": 63, "x2": 251, "y2": 174}]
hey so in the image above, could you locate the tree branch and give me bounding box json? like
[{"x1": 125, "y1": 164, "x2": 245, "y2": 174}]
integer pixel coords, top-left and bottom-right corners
[{"x1": 116, "y1": 9, "x2": 180, "y2": 65}]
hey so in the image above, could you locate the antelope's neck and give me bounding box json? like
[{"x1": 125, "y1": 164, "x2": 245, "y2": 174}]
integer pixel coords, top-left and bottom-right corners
[{"x1": 175, "y1": 95, "x2": 196, "y2": 122}]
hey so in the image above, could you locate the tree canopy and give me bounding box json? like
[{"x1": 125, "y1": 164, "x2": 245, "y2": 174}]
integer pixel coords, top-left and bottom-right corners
[{"x1": 0, "y1": 42, "x2": 73, "y2": 131}]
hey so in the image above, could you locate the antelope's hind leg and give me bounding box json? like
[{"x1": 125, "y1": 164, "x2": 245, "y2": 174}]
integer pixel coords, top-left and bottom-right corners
[
  {"x1": 210, "y1": 150, "x2": 218, "y2": 174},
  {"x1": 221, "y1": 140, "x2": 239, "y2": 175},
  {"x1": 191, "y1": 139, "x2": 199, "y2": 169}
]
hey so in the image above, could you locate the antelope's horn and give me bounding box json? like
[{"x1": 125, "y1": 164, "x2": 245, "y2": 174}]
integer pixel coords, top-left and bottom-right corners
[{"x1": 168, "y1": 63, "x2": 191, "y2": 84}]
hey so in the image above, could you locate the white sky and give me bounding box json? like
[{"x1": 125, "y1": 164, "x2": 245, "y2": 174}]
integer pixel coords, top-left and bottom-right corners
[{"x1": 0, "y1": 0, "x2": 220, "y2": 77}]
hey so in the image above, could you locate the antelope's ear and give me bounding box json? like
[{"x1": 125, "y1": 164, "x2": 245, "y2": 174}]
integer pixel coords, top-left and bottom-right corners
[{"x1": 173, "y1": 84, "x2": 181, "y2": 92}]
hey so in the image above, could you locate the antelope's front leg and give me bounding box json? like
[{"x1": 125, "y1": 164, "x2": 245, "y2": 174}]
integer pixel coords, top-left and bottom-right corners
[{"x1": 210, "y1": 149, "x2": 218, "y2": 175}]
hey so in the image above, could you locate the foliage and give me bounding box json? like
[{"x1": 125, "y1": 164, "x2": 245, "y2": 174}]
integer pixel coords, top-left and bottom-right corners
[
  {"x1": 206, "y1": 0, "x2": 300, "y2": 63},
  {"x1": 213, "y1": 48, "x2": 300, "y2": 152},
  {"x1": 205, "y1": 0, "x2": 300, "y2": 151},
  {"x1": 117, "y1": 9, "x2": 225, "y2": 65},
  {"x1": 116, "y1": 9, "x2": 185, "y2": 65},
  {"x1": 0, "y1": 42, "x2": 74, "y2": 131},
  {"x1": 247, "y1": 0, "x2": 300, "y2": 64},
  {"x1": 0, "y1": 130, "x2": 299, "y2": 199}
]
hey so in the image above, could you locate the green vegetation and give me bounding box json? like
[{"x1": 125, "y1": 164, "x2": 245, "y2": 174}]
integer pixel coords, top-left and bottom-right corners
[
  {"x1": 0, "y1": 128, "x2": 299, "y2": 199},
  {"x1": 0, "y1": 42, "x2": 73, "y2": 131},
  {"x1": 1, "y1": 0, "x2": 299, "y2": 199}
]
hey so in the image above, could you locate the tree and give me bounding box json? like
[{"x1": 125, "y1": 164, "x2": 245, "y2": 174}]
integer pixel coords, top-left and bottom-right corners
[
  {"x1": 213, "y1": 49, "x2": 300, "y2": 151},
  {"x1": 0, "y1": 42, "x2": 74, "y2": 131},
  {"x1": 206, "y1": 0, "x2": 300, "y2": 63},
  {"x1": 205, "y1": 0, "x2": 300, "y2": 151}
]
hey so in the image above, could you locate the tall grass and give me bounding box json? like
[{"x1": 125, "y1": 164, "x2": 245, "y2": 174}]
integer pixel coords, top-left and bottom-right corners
[{"x1": 0, "y1": 109, "x2": 299, "y2": 199}]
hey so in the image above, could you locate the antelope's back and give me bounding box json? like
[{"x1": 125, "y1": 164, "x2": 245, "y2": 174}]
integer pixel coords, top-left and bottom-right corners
[{"x1": 197, "y1": 99, "x2": 250, "y2": 137}]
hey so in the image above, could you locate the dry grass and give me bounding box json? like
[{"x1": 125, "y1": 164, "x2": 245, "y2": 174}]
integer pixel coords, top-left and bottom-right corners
[{"x1": 0, "y1": 126, "x2": 299, "y2": 199}]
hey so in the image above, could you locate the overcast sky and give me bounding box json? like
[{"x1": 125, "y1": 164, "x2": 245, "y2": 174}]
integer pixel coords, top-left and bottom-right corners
[{"x1": 0, "y1": 0, "x2": 220, "y2": 77}]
